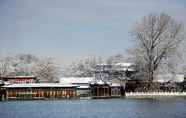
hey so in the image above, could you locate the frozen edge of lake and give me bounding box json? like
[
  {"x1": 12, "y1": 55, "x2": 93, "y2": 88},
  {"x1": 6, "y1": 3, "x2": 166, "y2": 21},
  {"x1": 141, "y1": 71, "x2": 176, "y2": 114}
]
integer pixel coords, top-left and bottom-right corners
[{"x1": 125, "y1": 92, "x2": 186, "y2": 98}]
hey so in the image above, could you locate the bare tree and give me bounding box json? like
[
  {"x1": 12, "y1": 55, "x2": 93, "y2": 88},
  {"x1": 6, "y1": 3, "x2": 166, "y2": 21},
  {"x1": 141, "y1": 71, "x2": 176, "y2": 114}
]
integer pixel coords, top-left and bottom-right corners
[
  {"x1": 15, "y1": 54, "x2": 38, "y2": 64},
  {"x1": 63, "y1": 56, "x2": 99, "y2": 77},
  {"x1": 0, "y1": 54, "x2": 60, "y2": 83},
  {"x1": 0, "y1": 57, "x2": 10, "y2": 77},
  {"x1": 33, "y1": 57, "x2": 59, "y2": 83},
  {"x1": 130, "y1": 13, "x2": 184, "y2": 89},
  {"x1": 11, "y1": 54, "x2": 39, "y2": 76}
]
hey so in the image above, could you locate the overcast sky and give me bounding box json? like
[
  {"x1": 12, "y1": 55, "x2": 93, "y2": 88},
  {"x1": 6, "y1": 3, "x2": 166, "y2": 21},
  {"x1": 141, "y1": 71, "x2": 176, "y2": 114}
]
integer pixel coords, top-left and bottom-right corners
[{"x1": 0, "y1": 0, "x2": 185, "y2": 65}]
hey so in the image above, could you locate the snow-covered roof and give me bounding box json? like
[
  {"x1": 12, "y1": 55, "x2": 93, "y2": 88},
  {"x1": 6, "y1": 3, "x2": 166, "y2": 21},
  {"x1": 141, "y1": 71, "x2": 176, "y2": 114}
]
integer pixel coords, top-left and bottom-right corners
[
  {"x1": 90, "y1": 80, "x2": 105, "y2": 85},
  {"x1": 60, "y1": 77, "x2": 94, "y2": 84},
  {"x1": 97, "y1": 63, "x2": 134, "y2": 67},
  {"x1": 110, "y1": 83, "x2": 121, "y2": 87},
  {"x1": 97, "y1": 63, "x2": 110, "y2": 66},
  {"x1": 115, "y1": 68, "x2": 135, "y2": 71},
  {"x1": 3, "y1": 83, "x2": 79, "y2": 88},
  {"x1": 115, "y1": 63, "x2": 133, "y2": 67},
  {"x1": 95, "y1": 80, "x2": 105, "y2": 85},
  {"x1": 77, "y1": 85, "x2": 90, "y2": 89},
  {"x1": 4, "y1": 81, "x2": 11, "y2": 85},
  {"x1": 90, "y1": 80, "x2": 121, "y2": 87},
  {"x1": 0, "y1": 80, "x2": 4, "y2": 85}
]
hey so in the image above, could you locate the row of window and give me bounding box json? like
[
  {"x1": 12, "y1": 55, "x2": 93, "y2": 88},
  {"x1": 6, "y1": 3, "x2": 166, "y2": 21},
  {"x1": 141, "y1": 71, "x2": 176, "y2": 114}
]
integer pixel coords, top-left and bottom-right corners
[{"x1": 7, "y1": 90, "x2": 76, "y2": 99}]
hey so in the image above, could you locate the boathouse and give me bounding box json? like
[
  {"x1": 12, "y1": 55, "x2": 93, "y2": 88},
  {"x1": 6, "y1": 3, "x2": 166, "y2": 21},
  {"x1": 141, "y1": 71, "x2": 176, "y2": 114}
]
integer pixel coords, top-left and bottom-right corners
[
  {"x1": 3, "y1": 83, "x2": 79, "y2": 100},
  {"x1": 90, "y1": 82, "x2": 110, "y2": 98},
  {"x1": 110, "y1": 83, "x2": 121, "y2": 97},
  {"x1": 90, "y1": 80, "x2": 121, "y2": 98}
]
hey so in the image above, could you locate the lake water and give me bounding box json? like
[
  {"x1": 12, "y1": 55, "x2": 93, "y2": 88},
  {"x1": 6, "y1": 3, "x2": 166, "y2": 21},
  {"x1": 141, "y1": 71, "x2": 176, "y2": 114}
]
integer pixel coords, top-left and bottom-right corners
[{"x1": 0, "y1": 98, "x2": 186, "y2": 118}]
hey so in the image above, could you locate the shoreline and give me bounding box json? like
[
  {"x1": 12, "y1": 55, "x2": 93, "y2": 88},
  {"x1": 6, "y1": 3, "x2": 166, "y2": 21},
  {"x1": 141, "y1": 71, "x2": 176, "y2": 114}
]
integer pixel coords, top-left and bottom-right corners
[
  {"x1": 125, "y1": 92, "x2": 186, "y2": 98},
  {"x1": 1, "y1": 92, "x2": 186, "y2": 101}
]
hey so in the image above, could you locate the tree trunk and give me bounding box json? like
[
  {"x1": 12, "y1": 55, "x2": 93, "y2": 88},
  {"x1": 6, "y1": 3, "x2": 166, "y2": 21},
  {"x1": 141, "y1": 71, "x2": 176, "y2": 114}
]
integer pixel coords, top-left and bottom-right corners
[{"x1": 148, "y1": 69, "x2": 154, "y2": 90}]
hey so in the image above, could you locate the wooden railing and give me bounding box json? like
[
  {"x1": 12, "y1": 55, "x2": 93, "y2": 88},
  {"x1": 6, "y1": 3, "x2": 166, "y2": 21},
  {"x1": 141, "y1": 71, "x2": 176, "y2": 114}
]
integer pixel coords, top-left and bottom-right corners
[{"x1": 125, "y1": 92, "x2": 186, "y2": 97}]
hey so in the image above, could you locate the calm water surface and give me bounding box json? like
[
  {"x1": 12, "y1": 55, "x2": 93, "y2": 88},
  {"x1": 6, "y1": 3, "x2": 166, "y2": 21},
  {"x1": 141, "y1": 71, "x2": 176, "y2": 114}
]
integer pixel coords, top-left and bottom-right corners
[{"x1": 0, "y1": 98, "x2": 186, "y2": 118}]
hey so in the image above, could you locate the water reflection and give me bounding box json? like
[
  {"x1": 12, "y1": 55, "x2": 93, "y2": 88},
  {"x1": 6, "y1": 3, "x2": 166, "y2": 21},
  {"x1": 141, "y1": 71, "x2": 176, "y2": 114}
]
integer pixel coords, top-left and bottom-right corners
[{"x1": 0, "y1": 98, "x2": 186, "y2": 118}]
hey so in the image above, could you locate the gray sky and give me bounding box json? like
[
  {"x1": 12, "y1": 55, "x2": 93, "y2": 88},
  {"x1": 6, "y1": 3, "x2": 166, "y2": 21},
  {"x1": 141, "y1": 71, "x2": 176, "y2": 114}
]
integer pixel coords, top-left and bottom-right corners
[{"x1": 0, "y1": 0, "x2": 185, "y2": 65}]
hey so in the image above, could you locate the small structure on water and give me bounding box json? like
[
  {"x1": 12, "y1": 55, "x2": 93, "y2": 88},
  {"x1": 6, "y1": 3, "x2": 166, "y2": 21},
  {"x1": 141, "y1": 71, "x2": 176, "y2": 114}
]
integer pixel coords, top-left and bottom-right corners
[{"x1": 90, "y1": 80, "x2": 121, "y2": 98}]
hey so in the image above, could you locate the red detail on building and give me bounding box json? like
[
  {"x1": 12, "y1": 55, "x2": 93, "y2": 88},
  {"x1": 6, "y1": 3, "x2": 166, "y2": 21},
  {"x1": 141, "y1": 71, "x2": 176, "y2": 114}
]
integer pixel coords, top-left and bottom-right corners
[{"x1": 0, "y1": 76, "x2": 36, "y2": 84}]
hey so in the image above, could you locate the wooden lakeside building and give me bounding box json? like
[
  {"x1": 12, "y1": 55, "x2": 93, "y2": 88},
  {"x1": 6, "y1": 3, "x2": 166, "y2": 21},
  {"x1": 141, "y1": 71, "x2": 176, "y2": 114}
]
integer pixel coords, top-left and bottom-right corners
[
  {"x1": 1, "y1": 71, "x2": 130, "y2": 101},
  {"x1": 3, "y1": 83, "x2": 78, "y2": 100},
  {"x1": 91, "y1": 62, "x2": 136, "y2": 98},
  {"x1": 60, "y1": 77, "x2": 93, "y2": 98},
  {"x1": 3, "y1": 83, "x2": 122, "y2": 100},
  {"x1": 60, "y1": 77, "x2": 122, "y2": 99},
  {"x1": 90, "y1": 81, "x2": 121, "y2": 98}
]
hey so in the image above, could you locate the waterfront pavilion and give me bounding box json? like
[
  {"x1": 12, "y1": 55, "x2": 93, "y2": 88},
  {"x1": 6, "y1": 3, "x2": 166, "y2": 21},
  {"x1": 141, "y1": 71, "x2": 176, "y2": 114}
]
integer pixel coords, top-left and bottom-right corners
[{"x1": 3, "y1": 83, "x2": 79, "y2": 100}]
